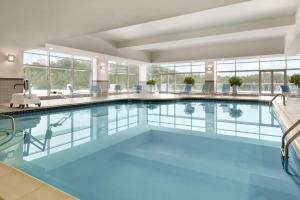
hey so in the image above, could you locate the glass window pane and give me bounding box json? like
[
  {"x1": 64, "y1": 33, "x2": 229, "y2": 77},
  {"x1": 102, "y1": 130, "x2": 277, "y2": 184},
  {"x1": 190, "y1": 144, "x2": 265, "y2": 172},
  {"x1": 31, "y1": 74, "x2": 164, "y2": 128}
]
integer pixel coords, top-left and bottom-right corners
[
  {"x1": 217, "y1": 63, "x2": 235, "y2": 71},
  {"x1": 217, "y1": 60, "x2": 235, "y2": 64},
  {"x1": 160, "y1": 65, "x2": 174, "y2": 74},
  {"x1": 176, "y1": 74, "x2": 190, "y2": 92},
  {"x1": 287, "y1": 59, "x2": 300, "y2": 69},
  {"x1": 192, "y1": 73, "x2": 205, "y2": 92},
  {"x1": 192, "y1": 63, "x2": 205, "y2": 73},
  {"x1": 216, "y1": 72, "x2": 235, "y2": 92},
  {"x1": 128, "y1": 75, "x2": 138, "y2": 91},
  {"x1": 273, "y1": 71, "x2": 285, "y2": 94},
  {"x1": 287, "y1": 70, "x2": 300, "y2": 92},
  {"x1": 74, "y1": 70, "x2": 91, "y2": 92},
  {"x1": 175, "y1": 66, "x2": 191, "y2": 73},
  {"x1": 50, "y1": 52, "x2": 72, "y2": 58},
  {"x1": 50, "y1": 56, "x2": 72, "y2": 68},
  {"x1": 116, "y1": 74, "x2": 128, "y2": 92},
  {"x1": 236, "y1": 71, "x2": 259, "y2": 94},
  {"x1": 175, "y1": 63, "x2": 190, "y2": 67},
  {"x1": 260, "y1": 57, "x2": 285, "y2": 61},
  {"x1": 50, "y1": 69, "x2": 72, "y2": 94},
  {"x1": 260, "y1": 60, "x2": 285, "y2": 70},
  {"x1": 128, "y1": 65, "x2": 138, "y2": 75},
  {"x1": 160, "y1": 75, "x2": 168, "y2": 92},
  {"x1": 74, "y1": 59, "x2": 91, "y2": 70},
  {"x1": 169, "y1": 74, "x2": 175, "y2": 92},
  {"x1": 24, "y1": 53, "x2": 48, "y2": 66},
  {"x1": 24, "y1": 67, "x2": 48, "y2": 96},
  {"x1": 236, "y1": 62, "x2": 259, "y2": 71}
]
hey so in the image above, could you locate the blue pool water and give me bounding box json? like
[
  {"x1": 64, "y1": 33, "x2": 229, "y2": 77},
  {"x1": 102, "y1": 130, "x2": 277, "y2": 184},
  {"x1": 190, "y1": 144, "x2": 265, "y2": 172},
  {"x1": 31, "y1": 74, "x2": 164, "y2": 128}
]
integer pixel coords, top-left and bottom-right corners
[{"x1": 0, "y1": 100, "x2": 300, "y2": 200}]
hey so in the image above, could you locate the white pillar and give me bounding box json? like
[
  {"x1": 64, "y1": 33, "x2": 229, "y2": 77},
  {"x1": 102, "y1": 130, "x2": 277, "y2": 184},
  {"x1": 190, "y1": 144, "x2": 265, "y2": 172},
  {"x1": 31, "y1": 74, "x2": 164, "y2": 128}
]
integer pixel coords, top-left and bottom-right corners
[
  {"x1": 92, "y1": 58, "x2": 109, "y2": 96},
  {"x1": 205, "y1": 61, "x2": 215, "y2": 94},
  {"x1": 139, "y1": 64, "x2": 148, "y2": 92}
]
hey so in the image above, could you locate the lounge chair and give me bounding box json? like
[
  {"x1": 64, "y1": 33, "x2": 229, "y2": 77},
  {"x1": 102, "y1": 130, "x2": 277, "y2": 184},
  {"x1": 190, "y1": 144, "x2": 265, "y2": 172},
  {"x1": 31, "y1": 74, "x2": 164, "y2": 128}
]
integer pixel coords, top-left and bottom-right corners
[
  {"x1": 280, "y1": 85, "x2": 295, "y2": 98},
  {"x1": 201, "y1": 83, "x2": 209, "y2": 94},
  {"x1": 90, "y1": 85, "x2": 102, "y2": 96},
  {"x1": 115, "y1": 85, "x2": 122, "y2": 94},
  {"x1": 221, "y1": 84, "x2": 231, "y2": 95},
  {"x1": 136, "y1": 85, "x2": 143, "y2": 93},
  {"x1": 67, "y1": 84, "x2": 80, "y2": 97}
]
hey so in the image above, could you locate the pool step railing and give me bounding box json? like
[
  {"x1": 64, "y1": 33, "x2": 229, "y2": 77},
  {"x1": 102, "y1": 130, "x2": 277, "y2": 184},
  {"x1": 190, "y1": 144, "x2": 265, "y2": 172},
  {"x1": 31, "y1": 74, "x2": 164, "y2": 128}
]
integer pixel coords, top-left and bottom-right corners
[
  {"x1": 281, "y1": 119, "x2": 300, "y2": 158},
  {"x1": 0, "y1": 114, "x2": 16, "y2": 136},
  {"x1": 269, "y1": 94, "x2": 286, "y2": 106}
]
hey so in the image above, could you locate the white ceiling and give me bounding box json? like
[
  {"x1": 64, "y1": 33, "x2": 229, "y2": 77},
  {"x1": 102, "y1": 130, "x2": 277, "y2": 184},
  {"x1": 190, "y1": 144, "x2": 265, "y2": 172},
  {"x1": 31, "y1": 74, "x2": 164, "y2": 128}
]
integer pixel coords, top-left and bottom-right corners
[
  {"x1": 94, "y1": 0, "x2": 298, "y2": 43},
  {"x1": 0, "y1": 0, "x2": 248, "y2": 48},
  {"x1": 1, "y1": 0, "x2": 299, "y2": 62}
]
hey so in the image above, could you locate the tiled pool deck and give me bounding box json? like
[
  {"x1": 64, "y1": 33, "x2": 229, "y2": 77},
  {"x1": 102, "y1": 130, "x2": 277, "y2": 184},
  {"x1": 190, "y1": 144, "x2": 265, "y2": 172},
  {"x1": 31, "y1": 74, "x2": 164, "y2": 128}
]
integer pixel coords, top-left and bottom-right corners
[
  {"x1": 0, "y1": 93, "x2": 273, "y2": 114},
  {"x1": 0, "y1": 163, "x2": 76, "y2": 200},
  {"x1": 0, "y1": 93, "x2": 299, "y2": 199}
]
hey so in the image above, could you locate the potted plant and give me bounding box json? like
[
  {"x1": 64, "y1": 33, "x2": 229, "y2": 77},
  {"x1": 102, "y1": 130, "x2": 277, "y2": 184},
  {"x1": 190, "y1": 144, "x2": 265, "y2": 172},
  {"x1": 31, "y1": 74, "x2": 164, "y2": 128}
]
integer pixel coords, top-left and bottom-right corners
[
  {"x1": 229, "y1": 76, "x2": 243, "y2": 95},
  {"x1": 289, "y1": 74, "x2": 300, "y2": 93},
  {"x1": 183, "y1": 77, "x2": 195, "y2": 93},
  {"x1": 146, "y1": 79, "x2": 157, "y2": 93}
]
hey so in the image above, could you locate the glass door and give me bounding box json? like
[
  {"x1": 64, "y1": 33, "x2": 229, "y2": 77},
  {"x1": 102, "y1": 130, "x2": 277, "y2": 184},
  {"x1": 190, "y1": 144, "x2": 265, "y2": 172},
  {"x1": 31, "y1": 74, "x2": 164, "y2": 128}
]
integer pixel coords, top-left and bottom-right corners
[
  {"x1": 260, "y1": 70, "x2": 286, "y2": 95},
  {"x1": 273, "y1": 71, "x2": 285, "y2": 94},
  {"x1": 260, "y1": 71, "x2": 272, "y2": 94},
  {"x1": 160, "y1": 75, "x2": 168, "y2": 92}
]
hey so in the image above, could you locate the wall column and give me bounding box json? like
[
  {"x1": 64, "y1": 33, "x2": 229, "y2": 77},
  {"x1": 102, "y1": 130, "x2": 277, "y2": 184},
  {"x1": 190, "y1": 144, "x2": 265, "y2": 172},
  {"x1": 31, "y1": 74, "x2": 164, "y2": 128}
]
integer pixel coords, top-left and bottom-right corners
[
  {"x1": 139, "y1": 64, "x2": 148, "y2": 92},
  {"x1": 92, "y1": 58, "x2": 109, "y2": 96},
  {"x1": 205, "y1": 61, "x2": 215, "y2": 94}
]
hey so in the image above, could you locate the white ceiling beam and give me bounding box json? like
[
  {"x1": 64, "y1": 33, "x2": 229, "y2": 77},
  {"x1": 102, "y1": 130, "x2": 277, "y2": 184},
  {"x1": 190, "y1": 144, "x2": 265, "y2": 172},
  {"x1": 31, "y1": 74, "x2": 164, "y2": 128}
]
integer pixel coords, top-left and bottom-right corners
[
  {"x1": 0, "y1": 0, "x2": 250, "y2": 48},
  {"x1": 151, "y1": 37, "x2": 285, "y2": 63},
  {"x1": 116, "y1": 17, "x2": 294, "y2": 50}
]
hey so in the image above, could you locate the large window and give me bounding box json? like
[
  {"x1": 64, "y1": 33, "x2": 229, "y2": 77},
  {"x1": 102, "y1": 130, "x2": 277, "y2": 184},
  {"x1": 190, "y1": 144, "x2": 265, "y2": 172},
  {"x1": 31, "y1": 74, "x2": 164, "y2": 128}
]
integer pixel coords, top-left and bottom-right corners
[
  {"x1": 287, "y1": 56, "x2": 300, "y2": 93},
  {"x1": 150, "y1": 62, "x2": 205, "y2": 93},
  {"x1": 216, "y1": 59, "x2": 260, "y2": 94},
  {"x1": 24, "y1": 50, "x2": 49, "y2": 96},
  {"x1": 108, "y1": 62, "x2": 139, "y2": 93},
  {"x1": 216, "y1": 56, "x2": 300, "y2": 95},
  {"x1": 24, "y1": 50, "x2": 92, "y2": 96}
]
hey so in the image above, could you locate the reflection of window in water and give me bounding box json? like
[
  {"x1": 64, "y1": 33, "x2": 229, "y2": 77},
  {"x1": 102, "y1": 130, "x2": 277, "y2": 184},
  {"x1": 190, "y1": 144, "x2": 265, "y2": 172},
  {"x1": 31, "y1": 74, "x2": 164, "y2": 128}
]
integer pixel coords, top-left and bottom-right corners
[
  {"x1": 147, "y1": 103, "x2": 282, "y2": 141},
  {"x1": 23, "y1": 105, "x2": 139, "y2": 161}
]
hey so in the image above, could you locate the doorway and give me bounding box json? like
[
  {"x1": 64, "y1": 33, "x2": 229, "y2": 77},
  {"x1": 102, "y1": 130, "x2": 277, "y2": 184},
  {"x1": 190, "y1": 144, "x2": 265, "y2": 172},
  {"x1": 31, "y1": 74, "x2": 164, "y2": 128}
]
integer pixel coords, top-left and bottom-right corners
[{"x1": 259, "y1": 70, "x2": 286, "y2": 95}]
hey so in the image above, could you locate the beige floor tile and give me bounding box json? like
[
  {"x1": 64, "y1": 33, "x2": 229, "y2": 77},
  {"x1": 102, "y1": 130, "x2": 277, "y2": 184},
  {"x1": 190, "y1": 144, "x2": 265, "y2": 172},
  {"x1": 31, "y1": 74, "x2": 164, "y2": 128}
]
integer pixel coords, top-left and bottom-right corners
[
  {"x1": 0, "y1": 163, "x2": 13, "y2": 177},
  {"x1": 0, "y1": 170, "x2": 43, "y2": 200},
  {"x1": 18, "y1": 185, "x2": 76, "y2": 200}
]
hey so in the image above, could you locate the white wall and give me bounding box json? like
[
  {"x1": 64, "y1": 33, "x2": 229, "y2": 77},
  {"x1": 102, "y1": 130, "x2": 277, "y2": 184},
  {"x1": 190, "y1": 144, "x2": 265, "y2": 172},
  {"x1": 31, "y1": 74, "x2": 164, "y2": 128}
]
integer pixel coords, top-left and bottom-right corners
[
  {"x1": 151, "y1": 38, "x2": 284, "y2": 63},
  {"x1": 285, "y1": 5, "x2": 300, "y2": 54},
  {"x1": 0, "y1": 48, "x2": 23, "y2": 78}
]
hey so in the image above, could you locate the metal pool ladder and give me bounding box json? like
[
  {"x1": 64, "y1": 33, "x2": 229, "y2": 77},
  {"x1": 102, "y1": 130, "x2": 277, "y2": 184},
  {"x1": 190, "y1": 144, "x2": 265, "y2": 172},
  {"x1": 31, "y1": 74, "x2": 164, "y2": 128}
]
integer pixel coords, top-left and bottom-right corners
[
  {"x1": 0, "y1": 114, "x2": 16, "y2": 136},
  {"x1": 281, "y1": 119, "x2": 300, "y2": 159},
  {"x1": 269, "y1": 94, "x2": 286, "y2": 106}
]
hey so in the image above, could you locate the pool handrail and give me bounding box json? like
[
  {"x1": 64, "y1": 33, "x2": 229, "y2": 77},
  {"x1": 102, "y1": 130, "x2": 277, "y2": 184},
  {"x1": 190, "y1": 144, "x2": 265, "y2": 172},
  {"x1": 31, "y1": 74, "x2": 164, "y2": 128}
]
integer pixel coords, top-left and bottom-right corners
[
  {"x1": 281, "y1": 119, "x2": 300, "y2": 158},
  {"x1": 0, "y1": 114, "x2": 16, "y2": 136},
  {"x1": 269, "y1": 94, "x2": 286, "y2": 106}
]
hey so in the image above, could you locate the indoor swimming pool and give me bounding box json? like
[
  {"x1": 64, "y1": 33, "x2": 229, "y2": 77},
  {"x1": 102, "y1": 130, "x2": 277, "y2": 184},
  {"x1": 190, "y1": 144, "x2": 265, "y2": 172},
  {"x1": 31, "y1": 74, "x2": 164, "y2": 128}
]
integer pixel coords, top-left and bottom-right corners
[{"x1": 0, "y1": 100, "x2": 300, "y2": 200}]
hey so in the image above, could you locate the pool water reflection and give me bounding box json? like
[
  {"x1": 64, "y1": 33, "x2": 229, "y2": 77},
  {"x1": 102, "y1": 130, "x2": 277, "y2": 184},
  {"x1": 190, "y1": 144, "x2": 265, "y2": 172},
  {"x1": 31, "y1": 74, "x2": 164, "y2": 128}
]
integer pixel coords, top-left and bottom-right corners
[
  {"x1": 1, "y1": 100, "x2": 296, "y2": 200},
  {"x1": 0, "y1": 100, "x2": 283, "y2": 162}
]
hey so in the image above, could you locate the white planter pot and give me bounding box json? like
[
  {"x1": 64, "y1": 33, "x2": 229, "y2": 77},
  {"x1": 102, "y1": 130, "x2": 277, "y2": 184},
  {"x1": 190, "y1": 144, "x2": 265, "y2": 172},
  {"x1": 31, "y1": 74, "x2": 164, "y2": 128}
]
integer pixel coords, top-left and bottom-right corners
[
  {"x1": 232, "y1": 85, "x2": 237, "y2": 95},
  {"x1": 148, "y1": 85, "x2": 155, "y2": 93}
]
